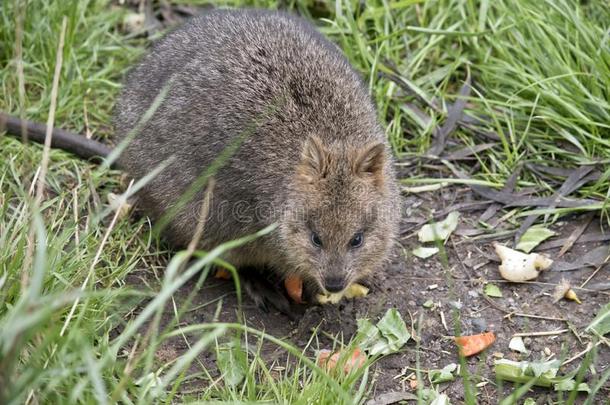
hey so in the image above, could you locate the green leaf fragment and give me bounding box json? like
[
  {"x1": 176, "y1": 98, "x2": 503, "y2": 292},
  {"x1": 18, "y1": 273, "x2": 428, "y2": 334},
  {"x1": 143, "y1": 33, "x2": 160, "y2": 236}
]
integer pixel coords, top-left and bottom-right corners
[
  {"x1": 484, "y1": 283, "x2": 503, "y2": 298},
  {"x1": 430, "y1": 363, "x2": 458, "y2": 384},
  {"x1": 553, "y1": 379, "x2": 590, "y2": 392},
  {"x1": 430, "y1": 393, "x2": 451, "y2": 405},
  {"x1": 357, "y1": 308, "x2": 411, "y2": 355},
  {"x1": 494, "y1": 359, "x2": 590, "y2": 391},
  {"x1": 516, "y1": 226, "x2": 556, "y2": 253},
  {"x1": 357, "y1": 319, "x2": 386, "y2": 356},
  {"x1": 377, "y1": 308, "x2": 411, "y2": 352},
  {"x1": 412, "y1": 246, "x2": 439, "y2": 259},
  {"x1": 216, "y1": 340, "x2": 248, "y2": 387},
  {"x1": 418, "y1": 212, "x2": 460, "y2": 242},
  {"x1": 423, "y1": 299, "x2": 434, "y2": 308}
]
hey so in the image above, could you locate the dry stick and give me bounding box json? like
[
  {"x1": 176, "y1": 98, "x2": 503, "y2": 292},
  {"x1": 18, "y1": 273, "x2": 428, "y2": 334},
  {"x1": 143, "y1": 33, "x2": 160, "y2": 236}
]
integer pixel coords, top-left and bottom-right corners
[
  {"x1": 561, "y1": 340, "x2": 604, "y2": 366},
  {"x1": 59, "y1": 180, "x2": 134, "y2": 337},
  {"x1": 164, "y1": 179, "x2": 217, "y2": 380},
  {"x1": 482, "y1": 295, "x2": 567, "y2": 322},
  {"x1": 185, "y1": 178, "x2": 216, "y2": 256},
  {"x1": 512, "y1": 329, "x2": 569, "y2": 338},
  {"x1": 505, "y1": 313, "x2": 567, "y2": 322},
  {"x1": 35, "y1": 18, "x2": 67, "y2": 204},
  {"x1": 109, "y1": 335, "x2": 141, "y2": 403},
  {"x1": 399, "y1": 276, "x2": 610, "y2": 296},
  {"x1": 580, "y1": 257, "x2": 610, "y2": 289},
  {"x1": 32, "y1": 182, "x2": 130, "y2": 403},
  {"x1": 72, "y1": 188, "x2": 80, "y2": 247},
  {"x1": 15, "y1": 0, "x2": 27, "y2": 143},
  {"x1": 21, "y1": 17, "x2": 67, "y2": 289},
  {"x1": 558, "y1": 212, "x2": 594, "y2": 258}
]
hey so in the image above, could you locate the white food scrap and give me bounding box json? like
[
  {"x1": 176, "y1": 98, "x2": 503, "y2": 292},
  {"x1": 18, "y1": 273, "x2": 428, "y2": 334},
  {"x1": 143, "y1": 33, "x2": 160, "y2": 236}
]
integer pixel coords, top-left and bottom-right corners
[{"x1": 493, "y1": 242, "x2": 553, "y2": 282}]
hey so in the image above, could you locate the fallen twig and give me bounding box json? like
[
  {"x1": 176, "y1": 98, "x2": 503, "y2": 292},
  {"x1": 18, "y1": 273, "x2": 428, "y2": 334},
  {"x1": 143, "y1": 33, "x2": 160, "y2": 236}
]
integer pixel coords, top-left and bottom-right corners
[{"x1": 513, "y1": 329, "x2": 568, "y2": 337}]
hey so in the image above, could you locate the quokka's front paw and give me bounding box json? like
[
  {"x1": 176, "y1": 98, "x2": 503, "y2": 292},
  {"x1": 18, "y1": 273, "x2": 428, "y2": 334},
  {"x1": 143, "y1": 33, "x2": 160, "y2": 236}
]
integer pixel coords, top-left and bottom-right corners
[{"x1": 239, "y1": 267, "x2": 294, "y2": 318}]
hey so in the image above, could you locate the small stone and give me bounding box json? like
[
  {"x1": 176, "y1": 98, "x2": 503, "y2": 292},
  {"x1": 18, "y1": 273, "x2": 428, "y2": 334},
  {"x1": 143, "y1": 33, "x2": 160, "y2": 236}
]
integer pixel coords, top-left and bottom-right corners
[
  {"x1": 471, "y1": 318, "x2": 487, "y2": 333},
  {"x1": 468, "y1": 290, "x2": 479, "y2": 299},
  {"x1": 449, "y1": 301, "x2": 463, "y2": 310},
  {"x1": 544, "y1": 347, "x2": 552, "y2": 356},
  {"x1": 428, "y1": 284, "x2": 438, "y2": 290}
]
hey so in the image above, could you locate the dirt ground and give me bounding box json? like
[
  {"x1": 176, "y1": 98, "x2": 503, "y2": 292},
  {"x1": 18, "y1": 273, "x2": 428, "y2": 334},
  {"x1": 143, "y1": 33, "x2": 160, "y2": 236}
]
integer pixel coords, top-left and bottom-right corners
[
  {"x1": 112, "y1": 2, "x2": 609, "y2": 402},
  {"x1": 130, "y1": 185, "x2": 610, "y2": 403}
]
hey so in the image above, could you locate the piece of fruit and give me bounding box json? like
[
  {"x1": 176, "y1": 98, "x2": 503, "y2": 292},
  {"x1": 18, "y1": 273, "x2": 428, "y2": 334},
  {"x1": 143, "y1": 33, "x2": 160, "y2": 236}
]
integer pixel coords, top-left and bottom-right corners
[
  {"x1": 214, "y1": 268, "x2": 232, "y2": 280},
  {"x1": 454, "y1": 331, "x2": 496, "y2": 357},
  {"x1": 493, "y1": 242, "x2": 553, "y2": 282},
  {"x1": 553, "y1": 278, "x2": 582, "y2": 304},
  {"x1": 316, "y1": 282, "x2": 369, "y2": 304},
  {"x1": 284, "y1": 275, "x2": 303, "y2": 304},
  {"x1": 344, "y1": 283, "x2": 369, "y2": 299},
  {"x1": 317, "y1": 348, "x2": 366, "y2": 374}
]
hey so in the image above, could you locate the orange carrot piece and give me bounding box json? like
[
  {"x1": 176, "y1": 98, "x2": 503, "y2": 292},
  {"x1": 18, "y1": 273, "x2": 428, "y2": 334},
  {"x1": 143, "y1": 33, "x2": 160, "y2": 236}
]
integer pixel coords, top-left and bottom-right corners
[
  {"x1": 318, "y1": 348, "x2": 366, "y2": 374},
  {"x1": 214, "y1": 268, "x2": 232, "y2": 280},
  {"x1": 284, "y1": 275, "x2": 303, "y2": 304},
  {"x1": 454, "y1": 331, "x2": 496, "y2": 357}
]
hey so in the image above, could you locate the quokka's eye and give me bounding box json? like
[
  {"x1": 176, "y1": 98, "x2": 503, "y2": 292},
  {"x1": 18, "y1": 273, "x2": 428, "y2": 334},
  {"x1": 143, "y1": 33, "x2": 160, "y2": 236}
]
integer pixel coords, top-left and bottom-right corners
[
  {"x1": 311, "y1": 232, "x2": 323, "y2": 248},
  {"x1": 349, "y1": 232, "x2": 364, "y2": 248}
]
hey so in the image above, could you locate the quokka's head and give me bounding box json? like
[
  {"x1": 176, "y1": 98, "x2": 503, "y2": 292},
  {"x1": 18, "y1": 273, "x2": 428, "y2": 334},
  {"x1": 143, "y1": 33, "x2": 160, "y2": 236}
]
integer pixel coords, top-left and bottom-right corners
[{"x1": 280, "y1": 135, "x2": 399, "y2": 294}]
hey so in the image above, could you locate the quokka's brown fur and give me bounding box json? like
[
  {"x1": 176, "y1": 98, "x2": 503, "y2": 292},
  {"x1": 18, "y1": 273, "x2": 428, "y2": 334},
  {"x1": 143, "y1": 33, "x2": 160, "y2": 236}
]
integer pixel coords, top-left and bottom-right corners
[{"x1": 113, "y1": 9, "x2": 401, "y2": 300}]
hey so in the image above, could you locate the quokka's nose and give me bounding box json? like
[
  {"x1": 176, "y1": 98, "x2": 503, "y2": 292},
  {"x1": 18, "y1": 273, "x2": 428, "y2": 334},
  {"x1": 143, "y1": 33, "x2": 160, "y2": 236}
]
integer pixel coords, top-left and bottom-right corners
[{"x1": 324, "y1": 277, "x2": 346, "y2": 293}]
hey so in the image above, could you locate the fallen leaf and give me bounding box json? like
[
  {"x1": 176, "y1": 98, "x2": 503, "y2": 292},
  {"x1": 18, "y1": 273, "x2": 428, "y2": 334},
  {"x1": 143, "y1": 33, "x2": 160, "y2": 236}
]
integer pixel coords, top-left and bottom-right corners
[
  {"x1": 551, "y1": 244, "x2": 610, "y2": 272},
  {"x1": 494, "y1": 359, "x2": 559, "y2": 387},
  {"x1": 429, "y1": 363, "x2": 458, "y2": 384},
  {"x1": 357, "y1": 308, "x2": 411, "y2": 355},
  {"x1": 284, "y1": 275, "x2": 303, "y2": 304},
  {"x1": 508, "y1": 336, "x2": 528, "y2": 354},
  {"x1": 418, "y1": 212, "x2": 460, "y2": 242},
  {"x1": 493, "y1": 242, "x2": 553, "y2": 282},
  {"x1": 516, "y1": 226, "x2": 556, "y2": 253},
  {"x1": 484, "y1": 283, "x2": 503, "y2": 298},
  {"x1": 454, "y1": 331, "x2": 496, "y2": 357},
  {"x1": 423, "y1": 300, "x2": 435, "y2": 309},
  {"x1": 412, "y1": 246, "x2": 440, "y2": 259},
  {"x1": 317, "y1": 348, "x2": 366, "y2": 374},
  {"x1": 430, "y1": 394, "x2": 451, "y2": 405},
  {"x1": 216, "y1": 340, "x2": 247, "y2": 387},
  {"x1": 376, "y1": 308, "x2": 411, "y2": 353},
  {"x1": 553, "y1": 379, "x2": 590, "y2": 393},
  {"x1": 494, "y1": 358, "x2": 589, "y2": 392}
]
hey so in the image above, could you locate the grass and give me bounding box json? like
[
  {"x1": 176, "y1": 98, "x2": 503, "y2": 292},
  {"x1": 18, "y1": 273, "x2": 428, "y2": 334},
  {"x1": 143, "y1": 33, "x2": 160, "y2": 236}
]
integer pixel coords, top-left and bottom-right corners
[{"x1": 1, "y1": 0, "x2": 609, "y2": 403}]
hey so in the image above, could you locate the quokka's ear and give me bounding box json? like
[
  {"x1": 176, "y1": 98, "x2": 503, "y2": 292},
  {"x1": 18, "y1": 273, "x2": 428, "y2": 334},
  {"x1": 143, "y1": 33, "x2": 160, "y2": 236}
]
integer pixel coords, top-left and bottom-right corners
[
  {"x1": 352, "y1": 143, "x2": 386, "y2": 187},
  {"x1": 296, "y1": 136, "x2": 329, "y2": 183}
]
